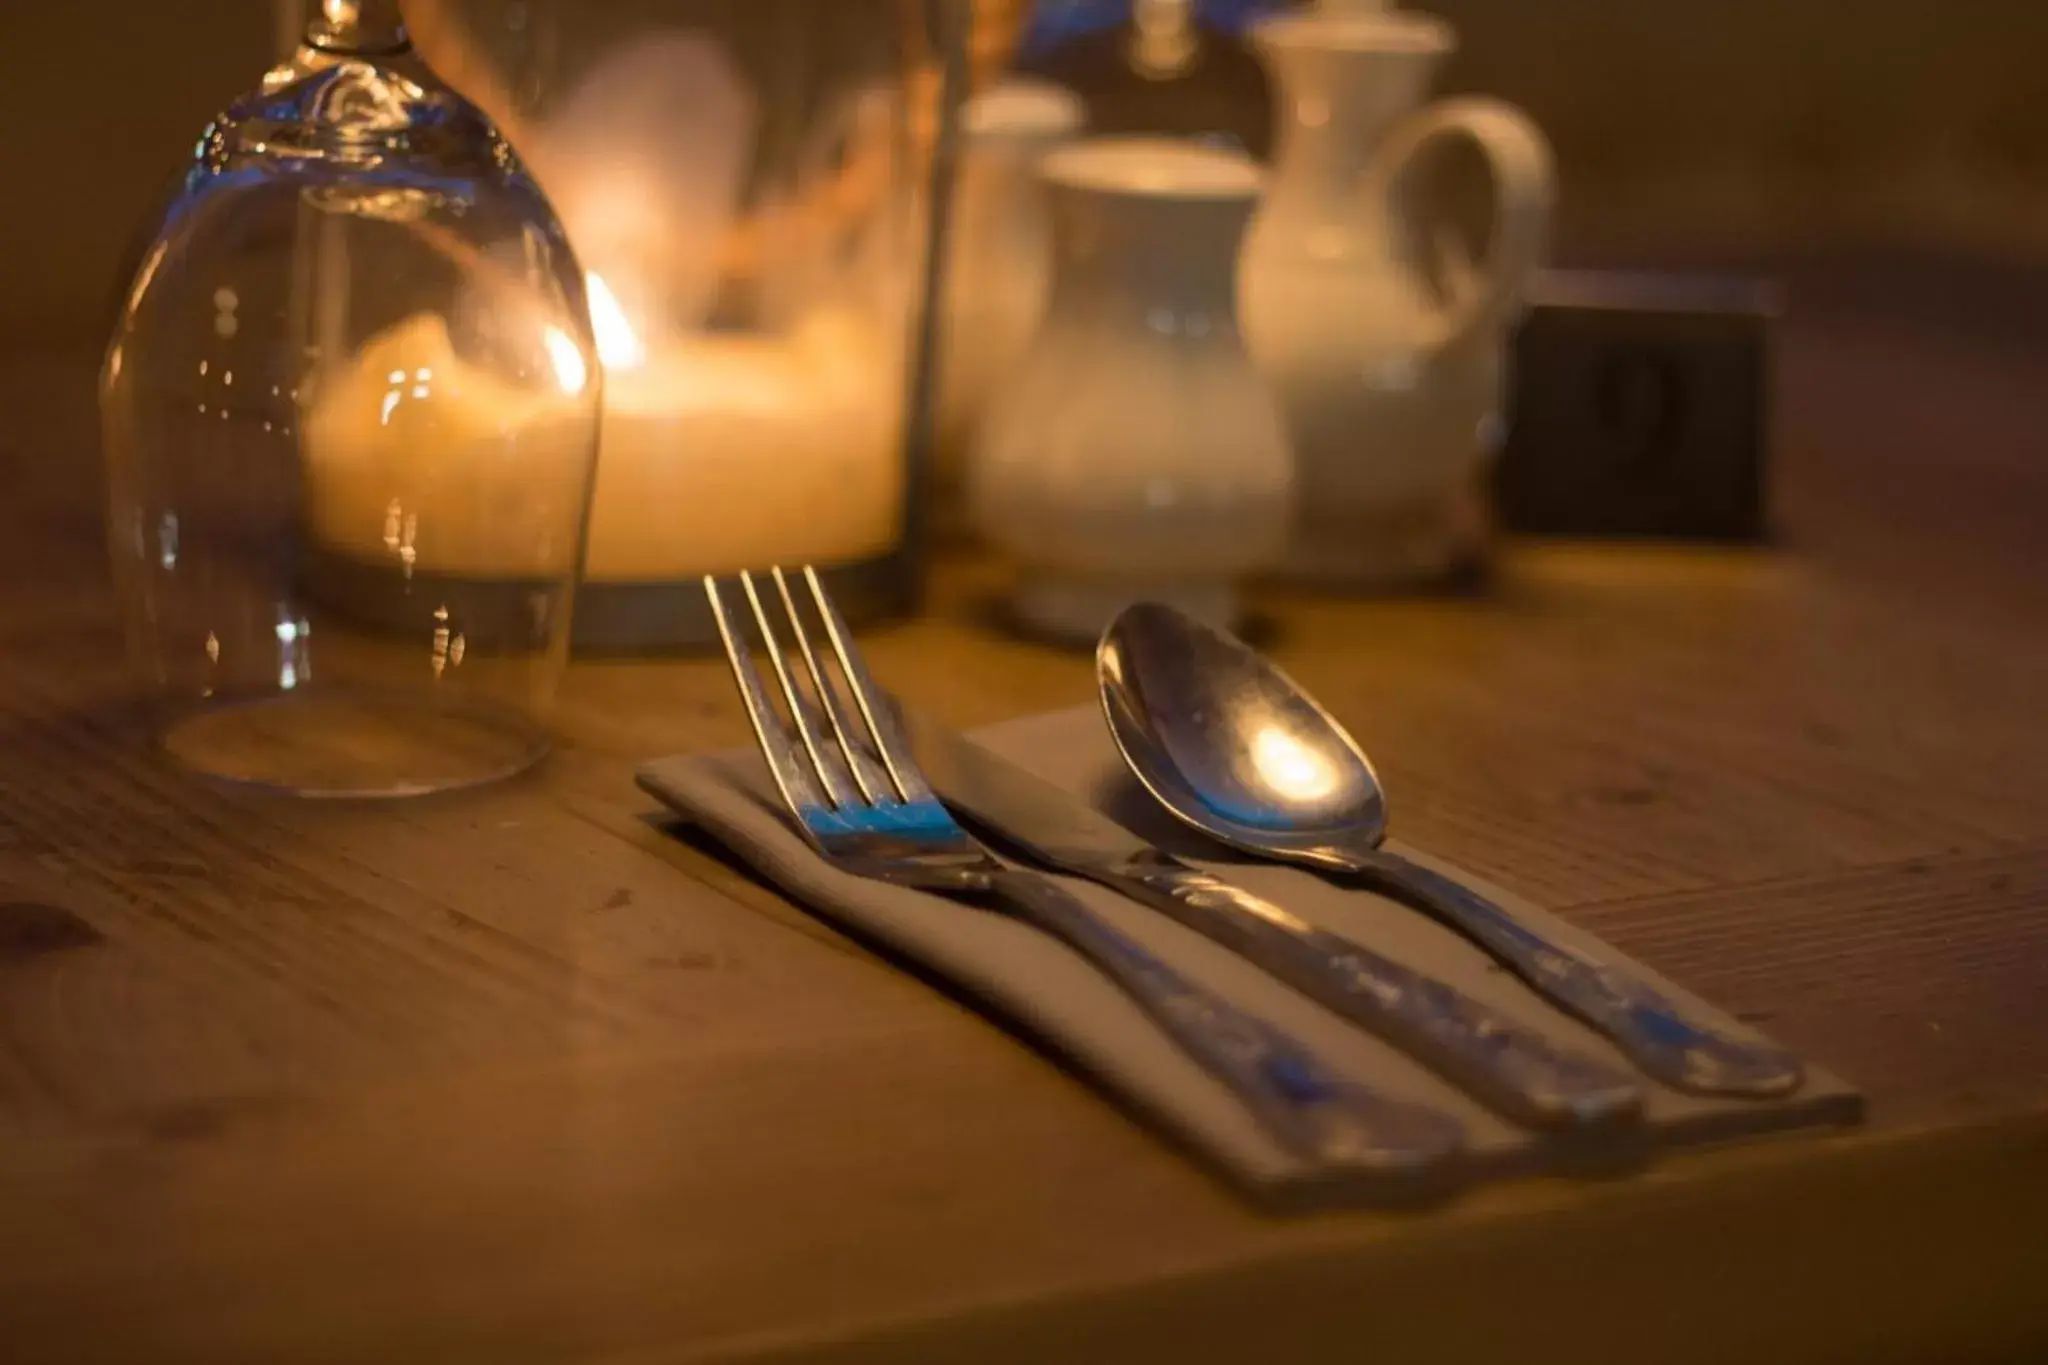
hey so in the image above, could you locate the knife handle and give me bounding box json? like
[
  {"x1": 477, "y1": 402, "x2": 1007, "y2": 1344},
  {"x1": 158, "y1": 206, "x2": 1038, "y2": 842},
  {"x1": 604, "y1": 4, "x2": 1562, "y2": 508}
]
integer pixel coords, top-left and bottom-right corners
[
  {"x1": 1346, "y1": 849, "x2": 1805, "y2": 1098},
  {"x1": 983, "y1": 869, "x2": 1466, "y2": 1185},
  {"x1": 1107, "y1": 859, "x2": 1647, "y2": 1131}
]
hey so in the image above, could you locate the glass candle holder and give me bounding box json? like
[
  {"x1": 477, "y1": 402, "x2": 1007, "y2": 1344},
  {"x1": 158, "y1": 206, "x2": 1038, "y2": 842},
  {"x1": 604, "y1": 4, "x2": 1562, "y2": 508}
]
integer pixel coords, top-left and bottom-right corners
[
  {"x1": 102, "y1": 0, "x2": 603, "y2": 797},
  {"x1": 413, "y1": 0, "x2": 969, "y2": 651}
]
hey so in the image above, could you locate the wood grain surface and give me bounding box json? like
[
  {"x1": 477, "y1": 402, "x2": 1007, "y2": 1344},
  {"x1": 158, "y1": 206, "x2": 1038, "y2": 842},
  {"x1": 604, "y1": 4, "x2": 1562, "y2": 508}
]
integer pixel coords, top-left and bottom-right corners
[{"x1": 1, "y1": 263, "x2": 2045, "y2": 1362}]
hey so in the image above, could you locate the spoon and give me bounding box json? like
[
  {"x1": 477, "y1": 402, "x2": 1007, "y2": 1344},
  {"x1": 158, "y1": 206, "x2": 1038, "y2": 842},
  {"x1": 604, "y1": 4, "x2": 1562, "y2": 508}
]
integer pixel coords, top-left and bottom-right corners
[{"x1": 1098, "y1": 602, "x2": 1806, "y2": 1099}]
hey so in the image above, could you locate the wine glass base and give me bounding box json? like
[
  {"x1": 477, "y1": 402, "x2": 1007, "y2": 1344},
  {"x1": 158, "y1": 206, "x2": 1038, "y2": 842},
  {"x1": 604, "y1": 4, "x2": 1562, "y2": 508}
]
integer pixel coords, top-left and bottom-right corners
[{"x1": 158, "y1": 691, "x2": 549, "y2": 799}]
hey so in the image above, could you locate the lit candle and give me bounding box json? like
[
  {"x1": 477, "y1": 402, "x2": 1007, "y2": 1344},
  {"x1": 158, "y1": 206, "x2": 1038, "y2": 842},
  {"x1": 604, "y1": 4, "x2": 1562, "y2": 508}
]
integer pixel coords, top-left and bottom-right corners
[
  {"x1": 302, "y1": 32, "x2": 907, "y2": 586},
  {"x1": 301, "y1": 278, "x2": 904, "y2": 581},
  {"x1": 577, "y1": 276, "x2": 904, "y2": 580}
]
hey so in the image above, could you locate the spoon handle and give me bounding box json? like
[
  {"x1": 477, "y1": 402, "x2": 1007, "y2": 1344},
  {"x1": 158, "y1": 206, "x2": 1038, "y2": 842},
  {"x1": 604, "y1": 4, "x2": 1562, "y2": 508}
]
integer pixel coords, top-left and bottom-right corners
[
  {"x1": 985, "y1": 869, "x2": 1467, "y2": 1185},
  {"x1": 1346, "y1": 850, "x2": 1807, "y2": 1098},
  {"x1": 1101, "y1": 860, "x2": 1643, "y2": 1131}
]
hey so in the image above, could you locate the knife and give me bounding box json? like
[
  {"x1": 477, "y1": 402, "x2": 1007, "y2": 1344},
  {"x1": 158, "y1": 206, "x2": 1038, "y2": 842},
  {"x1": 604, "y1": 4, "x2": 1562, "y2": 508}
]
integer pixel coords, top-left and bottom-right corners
[{"x1": 904, "y1": 712, "x2": 1646, "y2": 1133}]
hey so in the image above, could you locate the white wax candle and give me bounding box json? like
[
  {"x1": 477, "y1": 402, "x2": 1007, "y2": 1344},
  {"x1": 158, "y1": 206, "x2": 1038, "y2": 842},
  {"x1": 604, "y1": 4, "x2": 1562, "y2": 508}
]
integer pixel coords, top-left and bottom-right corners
[
  {"x1": 303, "y1": 306, "x2": 904, "y2": 581},
  {"x1": 582, "y1": 307, "x2": 904, "y2": 580}
]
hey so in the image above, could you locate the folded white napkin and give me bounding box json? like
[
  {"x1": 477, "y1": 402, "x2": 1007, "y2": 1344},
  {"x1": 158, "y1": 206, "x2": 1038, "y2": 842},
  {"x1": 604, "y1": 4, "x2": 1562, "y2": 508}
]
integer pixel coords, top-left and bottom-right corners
[{"x1": 638, "y1": 708, "x2": 1860, "y2": 1209}]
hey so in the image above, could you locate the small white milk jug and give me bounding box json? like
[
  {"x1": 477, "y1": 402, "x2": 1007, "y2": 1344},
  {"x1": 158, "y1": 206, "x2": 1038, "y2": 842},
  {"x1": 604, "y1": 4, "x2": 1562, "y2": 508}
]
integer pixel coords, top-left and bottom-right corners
[
  {"x1": 970, "y1": 138, "x2": 1292, "y2": 642},
  {"x1": 1240, "y1": 0, "x2": 1554, "y2": 585}
]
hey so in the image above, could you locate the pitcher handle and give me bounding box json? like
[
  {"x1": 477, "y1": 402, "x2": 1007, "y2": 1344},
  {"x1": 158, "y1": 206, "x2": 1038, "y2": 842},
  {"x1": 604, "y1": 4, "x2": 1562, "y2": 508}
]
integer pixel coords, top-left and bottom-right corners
[{"x1": 1368, "y1": 97, "x2": 1554, "y2": 354}]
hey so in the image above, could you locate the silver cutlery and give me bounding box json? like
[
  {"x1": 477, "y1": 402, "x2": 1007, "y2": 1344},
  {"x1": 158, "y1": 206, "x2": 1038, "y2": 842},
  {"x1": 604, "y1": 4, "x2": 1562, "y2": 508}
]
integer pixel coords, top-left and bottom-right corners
[
  {"x1": 707, "y1": 565, "x2": 1467, "y2": 1182},
  {"x1": 1098, "y1": 601, "x2": 1806, "y2": 1099},
  {"x1": 903, "y1": 711, "x2": 1644, "y2": 1132}
]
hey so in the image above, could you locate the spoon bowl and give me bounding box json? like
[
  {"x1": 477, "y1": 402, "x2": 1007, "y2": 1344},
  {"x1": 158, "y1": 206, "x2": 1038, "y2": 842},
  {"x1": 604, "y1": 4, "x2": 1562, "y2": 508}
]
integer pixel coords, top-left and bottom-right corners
[{"x1": 1099, "y1": 601, "x2": 1386, "y2": 861}]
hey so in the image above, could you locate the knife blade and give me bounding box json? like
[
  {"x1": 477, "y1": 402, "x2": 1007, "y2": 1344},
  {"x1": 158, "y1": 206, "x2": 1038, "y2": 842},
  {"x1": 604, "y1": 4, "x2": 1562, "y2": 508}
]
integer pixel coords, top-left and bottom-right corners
[{"x1": 904, "y1": 711, "x2": 1646, "y2": 1133}]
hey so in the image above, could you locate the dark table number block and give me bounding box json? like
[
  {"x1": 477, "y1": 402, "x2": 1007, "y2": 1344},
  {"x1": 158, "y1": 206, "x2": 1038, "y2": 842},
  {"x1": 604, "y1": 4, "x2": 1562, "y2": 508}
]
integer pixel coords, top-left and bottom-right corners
[{"x1": 1497, "y1": 272, "x2": 1777, "y2": 541}]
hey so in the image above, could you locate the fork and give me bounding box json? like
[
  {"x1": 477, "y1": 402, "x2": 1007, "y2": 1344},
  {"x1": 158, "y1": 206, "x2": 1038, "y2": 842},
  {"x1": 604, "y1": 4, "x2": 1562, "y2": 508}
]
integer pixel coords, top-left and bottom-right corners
[{"x1": 706, "y1": 565, "x2": 1468, "y2": 1182}]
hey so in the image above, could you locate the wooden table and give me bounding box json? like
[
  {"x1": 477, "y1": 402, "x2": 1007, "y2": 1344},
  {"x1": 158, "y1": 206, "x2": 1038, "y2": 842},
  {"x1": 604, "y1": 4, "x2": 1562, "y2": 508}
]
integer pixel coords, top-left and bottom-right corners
[{"x1": 3, "y1": 263, "x2": 2046, "y2": 1363}]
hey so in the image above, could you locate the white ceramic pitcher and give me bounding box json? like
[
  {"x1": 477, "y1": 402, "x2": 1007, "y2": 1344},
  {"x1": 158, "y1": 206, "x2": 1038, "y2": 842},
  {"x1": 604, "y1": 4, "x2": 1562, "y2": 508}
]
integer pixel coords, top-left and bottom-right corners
[
  {"x1": 970, "y1": 138, "x2": 1291, "y2": 642},
  {"x1": 1240, "y1": 0, "x2": 1554, "y2": 586}
]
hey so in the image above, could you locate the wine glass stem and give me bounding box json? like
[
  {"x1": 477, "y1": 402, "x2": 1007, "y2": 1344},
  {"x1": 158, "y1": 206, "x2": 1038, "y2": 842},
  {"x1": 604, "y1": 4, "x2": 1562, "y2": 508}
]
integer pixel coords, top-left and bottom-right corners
[{"x1": 307, "y1": 0, "x2": 410, "y2": 55}]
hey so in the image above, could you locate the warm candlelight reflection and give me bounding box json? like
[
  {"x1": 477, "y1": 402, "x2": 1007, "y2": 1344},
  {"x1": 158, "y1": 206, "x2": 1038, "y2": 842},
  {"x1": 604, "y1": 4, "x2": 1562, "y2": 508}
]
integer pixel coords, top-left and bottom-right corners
[
  {"x1": 1250, "y1": 724, "x2": 1342, "y2": 804},
  {"x1": 585, "y1": 273, "x2": 647, "y2": 372}
]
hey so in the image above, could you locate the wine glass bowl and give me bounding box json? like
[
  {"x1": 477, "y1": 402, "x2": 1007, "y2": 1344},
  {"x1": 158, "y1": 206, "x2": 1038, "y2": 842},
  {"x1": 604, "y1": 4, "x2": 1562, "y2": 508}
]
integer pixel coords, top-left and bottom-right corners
[{"x1": 101, "y1": 2, "x2": 601, "y2": 797}]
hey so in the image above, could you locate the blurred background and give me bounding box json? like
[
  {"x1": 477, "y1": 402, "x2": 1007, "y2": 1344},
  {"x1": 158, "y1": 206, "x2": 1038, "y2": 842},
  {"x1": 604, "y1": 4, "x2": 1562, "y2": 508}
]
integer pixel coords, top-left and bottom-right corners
[
  {"x1": 5, "y1": 0, "x2": 2048, "y2": 349},
  {"x1": 4, "y1": 0, "x2": 2046, "y2": 637}
]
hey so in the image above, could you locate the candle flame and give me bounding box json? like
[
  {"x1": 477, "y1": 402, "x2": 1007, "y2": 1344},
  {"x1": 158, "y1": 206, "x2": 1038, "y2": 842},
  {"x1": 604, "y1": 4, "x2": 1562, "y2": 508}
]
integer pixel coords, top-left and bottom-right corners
[
  {"x1": 1250, "y1": 725, "x2": 1342, "y2": 803},
  {"x1": 587, "y1": 273, "x2": 647, "y2": 371}
]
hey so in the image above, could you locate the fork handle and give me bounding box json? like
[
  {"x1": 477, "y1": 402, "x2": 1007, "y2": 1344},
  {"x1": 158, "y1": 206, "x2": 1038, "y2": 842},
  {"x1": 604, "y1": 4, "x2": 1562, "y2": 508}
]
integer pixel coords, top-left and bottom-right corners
[
  {"x1": 985, "y1": 869, "x2": 1466, "y2": 1182},
  {"x1": 1345, "y1": 849, "x2": 1806, "y2": 1098}
]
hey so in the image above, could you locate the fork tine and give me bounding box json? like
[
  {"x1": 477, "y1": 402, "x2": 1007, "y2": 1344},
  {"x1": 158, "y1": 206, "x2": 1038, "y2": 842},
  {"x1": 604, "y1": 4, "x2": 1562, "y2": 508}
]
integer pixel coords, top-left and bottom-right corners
[
  {"x1": 772, "y1": 566, "x2": 895, "y2": 806},
  {"x1": 704, "y1": 575, "x2": 829, "y2": 825},
  {"x1": 740, "y1": 570, "x2": 861, "y2": 810},
  {"x1": 803, "y1": 564, "x2": 934, "y2": 803}
]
